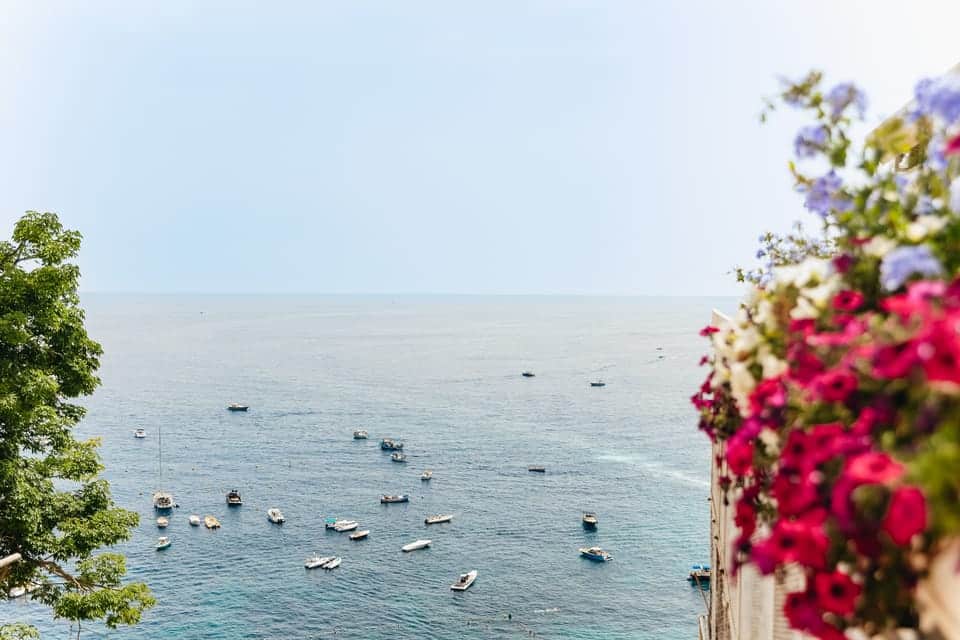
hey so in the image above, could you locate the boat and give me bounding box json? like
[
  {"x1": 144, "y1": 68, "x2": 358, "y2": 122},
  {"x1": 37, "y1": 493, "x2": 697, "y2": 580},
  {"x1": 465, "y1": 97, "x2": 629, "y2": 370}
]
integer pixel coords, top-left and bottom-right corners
[
  {"x1": 579, "y1": 546, "x2": 613, "y2": 562},
  {"x1": 391, "y1": 452, "x2": 407, "y2": 463},
  {"x1": 401, "y1": 539, "x2": 431, "y2": 552},
  {"x1": 424, "y1": 514, "x2": 453, "y2": 525},
  {"x1": 521, "y1": 371, "x2": 535, "y2": 378},
  {"x1": 322, "y1": 557, "x2": 342, "y2": 570},
  {"x1": 421, "y1": 469, "x2": 433, "y2": 481},
  {"x1": 8, "y1": 583, "x2": 38, "y2": 598},
  {"x1": 227, "y1": 403, "x2": 249, "y2": 412},
  {"x1": 450, "y1": 570, "x2": 478, "y2": 591},
  {"x1": 582, "y1": 513, "x2": 599, "y2": 529},
  {"x1": 334, "y1": 520, "x2": 359, "y2": 532},
  {"x1": 688, "y1": 564, "x2": 712, "y2": 583},
  {"x1": 324, "y1": 517, "x2": 341, "y2": 530},
  {"x1": 226, "y1": 489, "x2": 243, "y2": 506},
  {"x1": 152, "y1": 425, "x2": 174, "y2": 511},
  {"x1": 188, "y1": 514, "x2": 201, "y2": 527},
  {"x1": 156, "y1": 536, "x2": 171, "y2": 550},
  {"x1": 528, "y1": 466, "x2": 546, "y2": 473},
  {"x1": 304, "y1": 554, "x2": 333, "y2": 570},
  {"x1": 267, "y1": 508, "x2": 285, "y2": 524},
  {"x1": 134, "y1": 428, "x2": 146, "y2": 438},
  {"x1": 349, "y1": 530, "x2": 369, "y2": 541},
  {"x1": 380, "y1": 494, "x2": 409, "y2": 504},
  {"x1": 353, "y1": 430, "x2": 369, "y2": 439},
  {"x1": 380, "y1": 438, "x2": 403, "y2": 451},
  {"x1": 590, "y1": 381, "x2": 606, "y2": 387},
  {"x1": 156, "y1": 517, "x2": 169, "y2": 528},
  {"x1": 204, "y1": 515, "x2": 221, "y2": 529}
]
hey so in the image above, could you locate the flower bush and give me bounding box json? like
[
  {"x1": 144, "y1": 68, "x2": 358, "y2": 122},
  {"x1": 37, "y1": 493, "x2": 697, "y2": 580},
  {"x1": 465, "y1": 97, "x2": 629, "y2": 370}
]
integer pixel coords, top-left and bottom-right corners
[{"x1": 693, "y1": 70, "x2": 960, "y2": 639}]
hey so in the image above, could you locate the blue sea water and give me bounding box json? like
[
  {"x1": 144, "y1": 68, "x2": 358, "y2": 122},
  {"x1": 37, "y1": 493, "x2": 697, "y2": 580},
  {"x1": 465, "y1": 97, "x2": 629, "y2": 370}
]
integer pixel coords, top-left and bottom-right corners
[{"x1": 1, "y1": 295, "x2": 732, "y2": 639}]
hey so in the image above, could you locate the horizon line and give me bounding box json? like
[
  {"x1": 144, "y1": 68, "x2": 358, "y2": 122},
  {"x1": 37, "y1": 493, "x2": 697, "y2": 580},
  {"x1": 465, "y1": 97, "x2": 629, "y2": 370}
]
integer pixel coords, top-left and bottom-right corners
[{"x1": 77, "y1": 290, "x2": 741, "y2": 298}]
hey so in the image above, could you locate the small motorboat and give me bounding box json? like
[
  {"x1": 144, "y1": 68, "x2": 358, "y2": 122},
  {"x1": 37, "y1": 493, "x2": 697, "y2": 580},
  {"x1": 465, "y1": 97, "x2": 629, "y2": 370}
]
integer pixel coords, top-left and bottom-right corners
[
  {"x1": 324, "y1": 517, "x2": 341, "y2": 530},
  {"x1": 582, "y1": 513, "x2": 599, "y2": 529},
  {"x1": 226, "y1": 489, "x2": 243, "y2": 506},
  {"x1": 334, "y1": 520, "x2": 359, "y2": 533},
  {"x1": 305, "y1": 554, "x2": 333, "y2": 570},
  {"x1": 421, "y1": 469, "x2": 433, "y2": 481},
  {"x1": 188, "y1": 514, "x2": 201, "y2": 527},
  {"x1": 528, "y1": 466, "x2": 546, "y2": 473},
  {"x1": 156, "y1": 536, "x2": 171, "y2": 550},
  {"x1": 353, "y1": 430, "x2": 369, "y2": 439},
  {"x1": 134, "y1": 428, "x2": 147, "y2": 439},
  {"x1": 227, "y1": 403, "x2": 249, "y2": 412},
  {"x1": 688, "y1": 564, "x2": 712, "y2": 583},
  {"x1": 153, "y1": 491, "x2": 174, "y2": 511},
  {"x1": 8, "y1": 583, "x2": 38, "y2": 598},
  {"x1": 380, "y1": 494, "x2": 409, "y2": 504},
  {"x1": 590, "y1": 381, "x2": 606, "y2": 388},
  {"x1": 401, "y1": 539, "x2": 431, "y2": 552},
  {"x1": 322, "y1": 557, "x2": 342, "y2": 570},
  {"x1": 579, "y1": 546, "x2": 613, "y2": 562},
  {"x1": 350, "y1": 530, "x2": 369, "y2": 541},
  {"x1": 156, "y1": 517, "x2": 169, "y2": 528},
  {"x1": 380, "y1": 438, "x2": 404, "y2": 451},
  {"x1": 450, "y1": 570, "x2": 478, "y2": 591},
  {"x1": 424, "y1": 514, "x2": 453, "y2": 525},
  {"x1": 521, "y1": 371, "x2": 535, "y2": 378},
  {"x1": 267, "y1": 508, "x2": 285, "y2": 524},
  {"x1": 391, "y1": 452, "x2": 407, "y2": 463},
  {"x1": 204, "y1": 515, "x2": 221, "y2": 529}
]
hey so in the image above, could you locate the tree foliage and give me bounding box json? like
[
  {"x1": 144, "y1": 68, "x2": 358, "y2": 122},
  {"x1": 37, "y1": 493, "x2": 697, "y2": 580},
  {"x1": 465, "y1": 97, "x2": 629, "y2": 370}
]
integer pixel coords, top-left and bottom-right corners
[{"x1": 0, "y1": 212, "x2": 154, "y2": 633}]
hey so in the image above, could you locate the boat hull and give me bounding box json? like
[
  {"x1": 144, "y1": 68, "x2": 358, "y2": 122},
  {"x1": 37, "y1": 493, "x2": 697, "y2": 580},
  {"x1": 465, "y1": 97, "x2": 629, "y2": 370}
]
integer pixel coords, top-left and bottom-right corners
[
  {"x1": 451, "y1": 570, "x2": 478, "y2": 591},
  {"x1": 401, "y1": 540, "x2": 431, "y2": 552}
]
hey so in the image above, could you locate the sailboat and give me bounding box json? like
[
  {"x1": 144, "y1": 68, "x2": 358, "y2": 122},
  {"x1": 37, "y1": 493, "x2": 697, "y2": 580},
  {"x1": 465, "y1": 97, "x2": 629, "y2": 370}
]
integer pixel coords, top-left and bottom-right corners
[{"x1": 152, "y1": 424, "x2": 174, "y2": 511}]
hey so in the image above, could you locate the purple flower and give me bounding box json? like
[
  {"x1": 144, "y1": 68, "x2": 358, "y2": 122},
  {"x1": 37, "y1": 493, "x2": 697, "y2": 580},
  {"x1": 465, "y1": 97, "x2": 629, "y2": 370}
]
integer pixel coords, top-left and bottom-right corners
[
  {"x1": 794, "y1": 125, "x2": 828, "y2": 158},
  {"x1": 914, "y1": 75, "x2": 960, "y2": 124},
  {"x1": 798, "y1": 170, "x2": 852, "y2": 218},
  {"x1": 880, "y1": 245, "x2": 944, "y2": 291},
  {"x1": 756, "y1": 248, "x2": 767, "y2": 259},
  {"x1": 928, "y1": 135, "x2": 948, "y2": 172},
  {"x1": 916, "y1": 195, "x2": 935, "y2": 215},
  {"x1": 825, "y1": 82, "x2": 867, "y2": 119}
]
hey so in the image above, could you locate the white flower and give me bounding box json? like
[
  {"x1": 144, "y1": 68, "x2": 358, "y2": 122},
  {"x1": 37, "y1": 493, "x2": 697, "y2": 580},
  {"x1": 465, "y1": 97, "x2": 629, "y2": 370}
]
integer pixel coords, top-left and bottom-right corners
[
  {"x1": 790, "y1": 296, "x2": 819, "y2": 320},
  {"x1": 729, "y1": 362, "x2": 756, "y2": 416},
  {"x1": 863, "y1": 235, "x2": 897, "y2": 257},
  {"x1": 759, "y1": 349, "x2": 788, "y2": 379},
  {"x1": 754, "y1": 298, "x2": 776, "y2": 332},
  {"x1": 905, "y1": 215, "x2": 947, "y2": 242},
  {"x1": 732, "y1": 326, "x2": 760, "y2": 356},
  {"x1": 793, "y1": 257, "x2": 831, "y2": 288},
  {"x1": 758, "y1": 428, "x2": 780, "y2": 456},
  {"x1": 802, "y1": 274, "x2": 841, "y2": 309}
]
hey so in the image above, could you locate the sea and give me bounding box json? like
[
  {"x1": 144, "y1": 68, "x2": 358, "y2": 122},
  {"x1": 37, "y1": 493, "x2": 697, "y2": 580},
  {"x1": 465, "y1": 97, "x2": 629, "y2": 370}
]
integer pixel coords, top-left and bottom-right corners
[{"x1": 0, "y1": 294, "x2": 734, "y2": 639}]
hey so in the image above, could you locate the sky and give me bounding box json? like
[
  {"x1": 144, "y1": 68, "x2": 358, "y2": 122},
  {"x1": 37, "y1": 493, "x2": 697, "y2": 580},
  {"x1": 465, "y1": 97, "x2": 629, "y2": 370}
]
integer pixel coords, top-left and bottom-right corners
[{"x1": 1, "y1": 1, "x2": 959, "y2": 296}]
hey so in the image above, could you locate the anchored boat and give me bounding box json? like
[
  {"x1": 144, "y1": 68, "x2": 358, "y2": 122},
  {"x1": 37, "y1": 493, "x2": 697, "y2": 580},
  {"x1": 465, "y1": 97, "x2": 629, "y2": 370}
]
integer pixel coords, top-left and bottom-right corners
[
  {"x1": 204, "y1": 515, "x2": 221, "y2": 529},
  {"x1": 451, "y1": 570, "x2": 478, "y2": 591},
  {"x1": 156, "y1": 536, "x2": 171, "y2": 550},
  {"x1": 188, "y1": 514, "x2": 201, "y2": 527},
  {"x1": 322, "y1": 557, "x2": 342, "y2": 570},
  {"x1": 579, "y1": 546, "x2": 613, "y2": 562},
  {"x1": 227, "y1": 403, "x2": 249, "y2": 412},
  {"x1": 353, "y1": 430, "x2": 369, "y2": 439},
  {"x1": 334, "y1": 520, "x2": 359, "y2": 533},
  {"x1": 380, "y1": 438, "x2": 404, "y2": 451},
  {"x1": 349, "y1": 530, "x2": 369, "y2": 541},
  {"x1": 688, "y1": 564, "x2": 711, "y2": 583},
  {"x1": 380, "y1": 494, "x2": 409, "y2": 504},
  {"x1": 521, "y1": 371, "x2": 535, "y2": 378},
  {"x1": 425, "y1": 514, "x2": 453, "y2": 525},
  {"x1": 305, "y1": 554, "x2": 333, "y2": 570},
  {"x1": 134, "y1": 428, "x2": 146, "y2": 438},
  {"x1": 391, "y1": 452, "x2": 407, "y2": 463},
  {"x1": 401, "y1": 539, "x2": 431, "y2": 552},
  {"x1": 590, "y1": 381, "x2": 606, "y2": 387},
  {"x1": 156, "y1": 517, "x2": 169, "y2": 528},
  {"x1": 528, "y1": 466, "x2": 546, "y2": 473},
  {"x1": 421, "y1": 469, "x2": 433, "y2": 481},
  {"x1": 226, "y1": 489, "x2": 243, "y2": 506},
  {"x1": 267, "y1": 508, "x2": 285, "y2": 524},
  {"x1": 582, "y1": 513, "x2": 599, "y2": 529}
]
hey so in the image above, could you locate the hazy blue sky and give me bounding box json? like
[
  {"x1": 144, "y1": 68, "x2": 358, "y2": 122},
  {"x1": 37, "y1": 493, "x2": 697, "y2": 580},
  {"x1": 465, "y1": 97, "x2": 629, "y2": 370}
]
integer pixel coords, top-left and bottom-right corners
[{"x1": 2, "y1": 1, "x2": 959, "y2": 295}]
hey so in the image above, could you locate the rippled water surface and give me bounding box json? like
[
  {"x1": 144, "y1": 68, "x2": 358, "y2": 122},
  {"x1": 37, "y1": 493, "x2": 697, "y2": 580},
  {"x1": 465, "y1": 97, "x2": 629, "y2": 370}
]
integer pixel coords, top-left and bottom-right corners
[{"x1": 1, "y1": 295, "x2": 730, "y2": 639}]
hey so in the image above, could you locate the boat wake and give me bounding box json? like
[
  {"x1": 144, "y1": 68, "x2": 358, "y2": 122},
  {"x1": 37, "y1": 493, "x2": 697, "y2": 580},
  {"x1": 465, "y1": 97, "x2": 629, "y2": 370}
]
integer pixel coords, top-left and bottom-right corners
[{"x1": 596, "y1": 454, "x2": 709, "y2": 488}]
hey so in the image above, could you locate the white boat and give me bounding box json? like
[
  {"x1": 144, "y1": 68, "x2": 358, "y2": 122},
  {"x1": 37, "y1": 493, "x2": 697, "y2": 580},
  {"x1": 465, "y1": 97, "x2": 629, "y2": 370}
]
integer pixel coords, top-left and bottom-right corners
[
  {"x1": 391, "y1": 452, "x2": 407, "y2": 463},
  {"x1": 204, "y1": 515, "x2": 221, "y2": 529},
  {"x1": 401, "y1": 539, "x2": 431, "y2": 552},
  {"x1": 334, "y1": 520, "x2": 358, "y2": 532},
  {"x1": 424, "y1": 514, "x2": 453, "y2": 525},
  {"x1": 304, "y1": 554, "x2": 333, "y2": 570},
  {"x1": 134, "y1": 428, "x2": 146, "y2": 439},
  {"x1": 421, "y1": 469, "x2": 433, "y2": 481},
  {"x1": 353, "y1": 430, "x2": 369, "y2": 439},
  {"x1": 188, "y1": 515, "x2": 201, "y2": 527},
  {"x1": 322, "y1": 557, "x2": 342, "y2": 570},
  {"x1": 227, "y1": 403, "x2": 249, "y2": 412},
  {"x1": 349, "y1": 530, "x2": 369, "y2": 541},
  {"x1": 156, "y1": 517, "x2": 169, "y2": 528},
  {"x1": 450, "y1": 570, "x2": 478, "y2": 591},
  {"x1": 156, "y1": 536, "x2": 171, "y2": 550},
  {"x1": 9, "y1": 583, "x2": 39, "y2": 598},
  {"x1": 579, "y1": 546, "x2": 613, "y2": 562},
  {"x1": 267, "y1": 508, "x2": 285, "y2": 524},
  {"x1": 380, "y1": 494, "x2": 409, "y2": 504},
  {"x1": 226, "y1": 489, "x2": 243, "y2": 506}
]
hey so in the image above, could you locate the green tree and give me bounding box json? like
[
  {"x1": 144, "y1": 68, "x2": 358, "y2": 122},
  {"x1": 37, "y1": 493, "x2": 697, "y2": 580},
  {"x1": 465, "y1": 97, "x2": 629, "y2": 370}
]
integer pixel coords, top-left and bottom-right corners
[{"x1": 0, "y1": 212, "x2": 154, "y2": 635}]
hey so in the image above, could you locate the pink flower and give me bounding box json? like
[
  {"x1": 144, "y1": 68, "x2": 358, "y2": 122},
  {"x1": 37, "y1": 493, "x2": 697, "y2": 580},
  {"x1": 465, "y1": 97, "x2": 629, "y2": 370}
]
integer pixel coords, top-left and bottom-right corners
[
  {"x1": 784, "y1": 589, "x2": 822, "y2": 632},
  {"x1": 882, "y1": 486, "x2": 927, "y2": 546},
  {"x1": 749, "y1": 376, "x2": 787, "y2": 416},
  {"x1": 832, "y1": 290, "x2": 864, "y2": 312},
  {"x1": 726, "y1": 438, "x2": 755, "y2": 476},
  {"x1": 788, "y1": 345, "x2": 824, "y2": 384},
  {"x1": 833, "y1": 253, "x2": 853, "y2": 274},
  {"x1": 751, "y1": 517, "x2": 828, "y2": 572},
  {"x1": 845, "y1": 452, "x2": 904, "y2": 485},
  {"x1": 734, "y1": 498, "x2": 757, "y2": 539},
  {"x1": 772, "y1": 469, "x2": 819, "y2": 516},
  {"x1": 814, "y1": 570, "x2": 862, "y2": 616},
  {"x1": 872, "y1": 341, "x2": 919, "y2": 379},
  {"x1": 699, "y1": 325, "x2": 720, "y2": 337},
  {"x1": 916, "y1": 318, "x2": 960, "y2": 385},
  {"x1": 946, "y1": 133, "x2": 960, "y2": 156},
  {"x1": 810, "y1": 370, "x2": 858, "y2": 403}
]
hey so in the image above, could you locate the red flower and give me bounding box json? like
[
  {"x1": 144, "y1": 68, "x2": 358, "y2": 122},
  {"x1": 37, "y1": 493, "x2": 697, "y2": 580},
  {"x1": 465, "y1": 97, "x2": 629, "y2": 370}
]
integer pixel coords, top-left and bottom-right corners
[
  {"x1": 788, "y1": 345, "x2": 824, "y2": 384},
  {"x1": 916, "y1": 318, "x2": 960, "y2": 385},
  {"x1": 850, "y1": 405, "x2": 891, "y2": 437},
  {"x1": 833, "y1": 253, "x2": 853, "y2": 274},
  {"x1": 832, "y1": 290, "x2": 864, "y2": 312},
  {"x1": 946, "y1": 133, "x2": 960, "y2": 156},
  {"x1": 810, "y1": 370, "x2": 858, "y2": 403},
  {"x1": 772, "y1": 468, "x2": 819, "y2": 516},
  {"x1": 751, "y1": 518, "x2": 828, "y2": 572},
  {"x1": 784, "y1": 589, "x2": 822, "y2": 632},
  {"x1": 699, "y1": 325, "x2": 720, "y2": 337},
  {"x1": 845, "y1": 452, "x2": 904, "y2": 485},
  {"x1": 872, "y1": 341, "x2": 919, "y2": 379},
  {"x1": 813, "y1": 570, "x2": 862, "y2": 616},
  {"x1": 882, "y1": 486, "x2": 927, "y2": 546},
  {"x1": 749, "y1": 376, "x2": 787, "y2": 416},
  {"x1": 726, "y1": 438, "x2": 755, "y2": 476},
  {"x1": 734, "y1": 498, "x2": 757, "y2": 538},
  {"x1": 789, "y1": 318, "x2": 816, "y2": 335}
]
